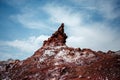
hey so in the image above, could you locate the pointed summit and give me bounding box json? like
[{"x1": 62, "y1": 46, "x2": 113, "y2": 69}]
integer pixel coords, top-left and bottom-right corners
[
  {"x1": 43, "y1": 23, "x2": 67, "y2": 47},
  {"x1": 58, "y1": 23, "x2": 64, "y2": 33}
]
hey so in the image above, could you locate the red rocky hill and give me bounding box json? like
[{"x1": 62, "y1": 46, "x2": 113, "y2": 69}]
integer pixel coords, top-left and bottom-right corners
[{"x1": 0, "y1": 23, "x2": 120, "y2": 80}]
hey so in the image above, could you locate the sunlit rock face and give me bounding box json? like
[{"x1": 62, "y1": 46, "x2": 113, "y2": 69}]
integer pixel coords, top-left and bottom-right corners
[{"x1": 0, "y1": 24, "x2": 120, "y2": 80}]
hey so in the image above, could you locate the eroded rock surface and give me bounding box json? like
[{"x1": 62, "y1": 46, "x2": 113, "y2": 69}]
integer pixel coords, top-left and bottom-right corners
[{"x1": 0, "y1": 24, "x2": 120, "y2": 80}]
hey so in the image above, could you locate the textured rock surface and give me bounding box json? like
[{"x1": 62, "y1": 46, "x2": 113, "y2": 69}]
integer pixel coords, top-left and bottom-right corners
[
  {"x1": 0, "y1": 24, "x2": 120, "y2": 80},
  {"x1": 43, "y1": 23, "x2": 67, "y2": 47}
]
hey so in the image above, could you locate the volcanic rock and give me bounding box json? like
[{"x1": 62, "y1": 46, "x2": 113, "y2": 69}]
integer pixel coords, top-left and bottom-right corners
[
  {"x1": 43, "y1": 23, "x2": 67, "y2": 47},
  {"x1": 0, "y1": 23, "x2": 120, "y2": 80}
]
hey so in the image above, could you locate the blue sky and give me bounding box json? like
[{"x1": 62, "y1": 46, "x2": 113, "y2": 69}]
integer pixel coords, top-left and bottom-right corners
[{"x1": 0, "y1": 0, "x2": 120, "y2": 60}]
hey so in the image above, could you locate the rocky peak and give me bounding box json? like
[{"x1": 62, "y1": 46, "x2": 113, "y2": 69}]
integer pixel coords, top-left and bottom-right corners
[
  {"x1": 0, "y1": 23, "x2": 120, "y2": 80},
  {"x1": 43, "y1": 23, "x2": 67, "y2": 47}
]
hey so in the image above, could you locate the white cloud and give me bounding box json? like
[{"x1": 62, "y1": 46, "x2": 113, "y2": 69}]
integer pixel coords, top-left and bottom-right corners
[
  {"x1": 10, "y1": 11, "x2": 48, "y2": 30},
  {"x1": 8, "y1": 1, "x2": 120, "y2": 52},
  {"x1": 44, "y1": 4, "x2": 83, "y2": 27},
  {"x1": 10, "y1": 5, "x2": 56, "y2": 31},
  {"x1": 5, "y1": 35, "x2": 49, "y2": 53},
  {"x1": 0, "y1": 52, "x2": 21, "y2": 60},
  {"x1": 0, "y1": 35, "x2": 49, "y2": 60},
  {"x1": 0, "y1": 0, "x2": 119, "y2": 61},
  {"x1": 5, "y1": 0, "x2": 47, "y2": 30},
  {"x1": 16, "y1": 14, "x2": 47, "y2": 29},
  {"x1": 66, "y1": 25, "x2": 120, "y2": 51},
  {"x1": 72, "y1": 0, "x2": 119, "y2": 20},
  {"x1": 43, "y1": 3, "x2": 120, "y2": 51}
]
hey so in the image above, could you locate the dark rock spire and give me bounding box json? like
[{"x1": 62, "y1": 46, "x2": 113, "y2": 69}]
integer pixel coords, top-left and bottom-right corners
[{"x1": 43, "y1": 23, "x2": 67, "y2": 46}]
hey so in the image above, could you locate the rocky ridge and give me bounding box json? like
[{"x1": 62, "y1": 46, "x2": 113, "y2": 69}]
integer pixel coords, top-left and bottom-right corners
[{"x1": 0, "y1": 23, "x2": 120, "y2": 80}]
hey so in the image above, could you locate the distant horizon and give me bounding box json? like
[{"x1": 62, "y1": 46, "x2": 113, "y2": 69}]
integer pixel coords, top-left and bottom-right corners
[{"x1": 0, "y1": 0, "x2": 120, "y2": 60}]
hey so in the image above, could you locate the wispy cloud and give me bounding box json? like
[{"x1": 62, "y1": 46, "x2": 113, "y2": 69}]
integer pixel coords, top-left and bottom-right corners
[
  {"x1": 10, "y1": 8, "x2": 52, "y2": 30},
  {"x1": 0, "y1": 35, "x2": 49, "y2": 60},
  {"x1": 43, "y1": 2, "x2": 120, "y2": 51},
  {"x1": 8, "y1": 0, "x2": 120, "y2": 51},
  {"x1": 0, "y1": 52, "x2": 21, "y2": 60},
  {"x1": 6, "y1": 35, "x2": 49, "y2": 52},
  {"x1": 72, "y1": 0, "x2": 120, "y2": 20},
  {"x1": 44, "y1": 4, "x2": 83, "y2": 27},
  {"x1": 0, "y1": 0, "x2": 119, "y2": 60},
  {"x1": 12, "y1": 14, "x2": 48, "y2": 29}
]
